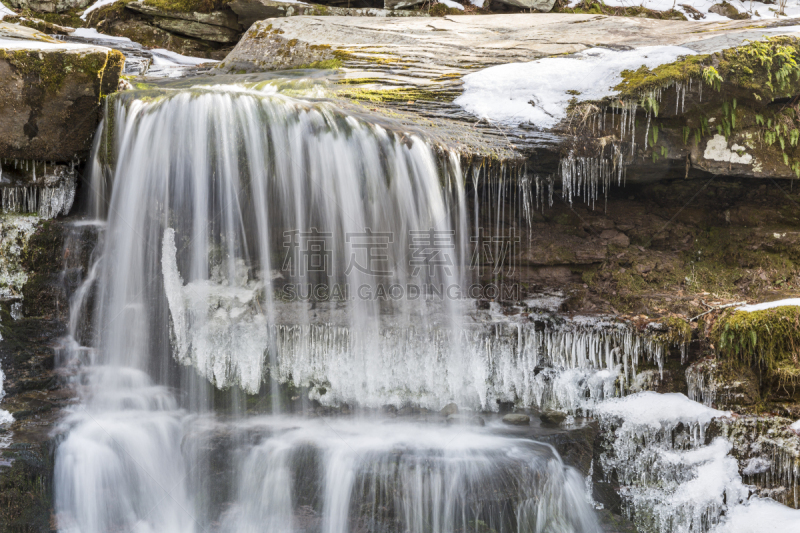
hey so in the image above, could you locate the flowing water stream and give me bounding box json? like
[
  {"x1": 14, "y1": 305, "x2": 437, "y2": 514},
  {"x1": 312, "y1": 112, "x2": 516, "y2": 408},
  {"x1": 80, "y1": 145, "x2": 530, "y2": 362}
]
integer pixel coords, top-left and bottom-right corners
[{"x1": 52, "y1": 85, "x2": 612, "y2": 533}]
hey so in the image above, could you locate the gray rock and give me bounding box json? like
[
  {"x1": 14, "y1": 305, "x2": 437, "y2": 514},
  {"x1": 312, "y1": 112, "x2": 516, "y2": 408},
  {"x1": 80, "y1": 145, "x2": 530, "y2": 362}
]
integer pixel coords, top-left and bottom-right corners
[
  {"x1": 151, "y1": 16, "x2": 242, "y2": 43},
  {"x1": 539, "y1": 410, "x2": 567, "y2": 425},
  {"x1": 0, "y1": 25, "x2": 124, "y2": 161},
  {"x1": 7, "y1": 0, "x2": 91, "y2": 14},
  {"x1": 502, "y1": 413, "x2": 530, "y2": 426},
  {"x1": 492, "y1": 0, "x2": 555, "y2": 10},
  {"x1": 440, "y1": 402, "x2": 458, "y2": 416},
  {"x1": 126, "y1": 3, "x2": 242, "y2": 30}
]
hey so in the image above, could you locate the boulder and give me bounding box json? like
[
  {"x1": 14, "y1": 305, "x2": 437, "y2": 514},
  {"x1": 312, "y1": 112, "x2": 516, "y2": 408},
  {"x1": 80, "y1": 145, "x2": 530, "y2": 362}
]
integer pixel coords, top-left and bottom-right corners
[
  {"x1": 502, "y1": 413, "x2": 530, "y2": 425},
  {"x1": 0, "y1": 25, "x2": 124, "y2": 161},
  {"x1": 708, "y1": 2, "x2": 750, "y2": 19},
  {"x1": 440, "y1": 402, "x2": 458, "y2": 416},
  {"x1": 539, "y1": 409, "x2": 567, "y2": 425}
]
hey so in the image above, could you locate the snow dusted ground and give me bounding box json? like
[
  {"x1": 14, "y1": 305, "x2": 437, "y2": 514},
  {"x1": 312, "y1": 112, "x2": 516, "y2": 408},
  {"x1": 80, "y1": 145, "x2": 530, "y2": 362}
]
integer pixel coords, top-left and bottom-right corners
[
  {"x1": 455, "y1": 46, "x2": 697, "y2": 128},
  {"x1": 573, "y1": 0, "x2": 800, "y2": 22}
]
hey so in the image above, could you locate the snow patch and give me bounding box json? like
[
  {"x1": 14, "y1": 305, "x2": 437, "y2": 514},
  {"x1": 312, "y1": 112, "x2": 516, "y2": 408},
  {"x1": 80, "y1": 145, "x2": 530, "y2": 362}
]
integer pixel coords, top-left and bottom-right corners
[
  {"x1": 737, "y1": 298, "x2": 800, "y2": 312},
  {"x1": 81, "y1": 0, "x2": 121, "y2": 20},
  {"x1": 711, "y1": 497, "x2": 800, "y2": 532},
  {"x1": 0, "y1": 2, "x2": 15, "y2": 18},
  {"x1": 595, "y1": 391, "x2": 730, "y2": 429},
  {"x1": 455, "y1": 46, "x2": 696, "y2": 129},
  {"x1": 71, "y1": 27, "x2": 133, "y2": 42},
  {"x1": 0, "y1": 37, "x2": 94, "y2": 50},
  {"x1": 438, "y1": 0, "x2": 465, "y2": 9},
  {"x1": 703, "y1": 135, "x2": 753, "y2": 165}
]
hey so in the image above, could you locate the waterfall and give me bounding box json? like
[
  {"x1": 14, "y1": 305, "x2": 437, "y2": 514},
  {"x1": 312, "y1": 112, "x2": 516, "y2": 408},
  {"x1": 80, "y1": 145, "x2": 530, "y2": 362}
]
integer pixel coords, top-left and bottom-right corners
[{"x1": 53, "y1": 86, "x2": 603, "y2": 533}]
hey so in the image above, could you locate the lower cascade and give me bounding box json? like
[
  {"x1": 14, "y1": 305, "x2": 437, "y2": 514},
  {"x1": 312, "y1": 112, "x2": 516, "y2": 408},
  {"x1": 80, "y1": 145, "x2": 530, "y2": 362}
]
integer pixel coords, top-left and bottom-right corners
[{"x1": 47, "y1": 83, "x2": 800, "y2": 533}]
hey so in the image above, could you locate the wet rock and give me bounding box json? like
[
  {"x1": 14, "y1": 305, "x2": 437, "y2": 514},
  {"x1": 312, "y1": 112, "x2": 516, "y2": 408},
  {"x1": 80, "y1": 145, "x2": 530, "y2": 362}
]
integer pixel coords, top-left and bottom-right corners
[
  {"x1": 540, "y1": 409, "x2": 568, "y2": 425},
  {"x1": 440, "y1": 402, "x2": 458, "y2": 416},
  {"x1": 502, "y1": 413, "x2": 530, "y2": 425},
  {"x1": 0, "y1": 25, "x2": 124, "y2": 161}
]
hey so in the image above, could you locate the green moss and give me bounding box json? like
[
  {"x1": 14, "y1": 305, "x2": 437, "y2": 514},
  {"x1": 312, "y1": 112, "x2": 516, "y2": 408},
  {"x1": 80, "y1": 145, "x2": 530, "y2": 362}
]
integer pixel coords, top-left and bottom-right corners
[
  {"x1": 0, "y1": 47, "x2": 118, "y2": 98},
  {"x1": 615, "y1": 37, "x2": 800, "y2": 101},
  {"x1": 142, "y1": 0, "x2": 232, "y2": 13},
  {"x1": 615, "y1": 54, "x2": 709, "y2": 97},
  {"x1": 713, "y1": 306, "x2": 800, "y2": 384}
]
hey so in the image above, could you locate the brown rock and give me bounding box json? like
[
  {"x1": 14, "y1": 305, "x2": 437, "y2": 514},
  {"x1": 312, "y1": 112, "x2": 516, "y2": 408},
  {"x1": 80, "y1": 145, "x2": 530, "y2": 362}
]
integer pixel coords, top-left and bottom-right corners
[{"x1": 0, "y1": 28, "x2": 124, "y2": 161}]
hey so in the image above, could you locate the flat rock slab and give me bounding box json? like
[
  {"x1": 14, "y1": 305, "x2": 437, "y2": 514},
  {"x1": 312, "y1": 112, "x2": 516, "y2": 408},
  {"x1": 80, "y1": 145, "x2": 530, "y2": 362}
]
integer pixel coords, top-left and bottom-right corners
[
  {"x1": 0, "y1": 23, "x2": 124, "y2": 161},
  {"x1": 222, "y1": 14, "x2": 800, "y2": 77}
]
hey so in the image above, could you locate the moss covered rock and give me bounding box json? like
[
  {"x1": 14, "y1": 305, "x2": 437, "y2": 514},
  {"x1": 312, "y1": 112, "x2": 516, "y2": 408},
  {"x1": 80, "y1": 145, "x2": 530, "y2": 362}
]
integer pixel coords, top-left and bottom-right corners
[{"x1": 0, "y1": 29, "x2": 124, "y2": 161}]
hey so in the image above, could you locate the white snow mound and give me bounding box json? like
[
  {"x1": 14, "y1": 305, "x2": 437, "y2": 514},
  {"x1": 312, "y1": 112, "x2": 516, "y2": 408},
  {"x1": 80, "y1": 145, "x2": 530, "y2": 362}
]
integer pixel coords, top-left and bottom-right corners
[{"x1": 455, "y1": 46, "x2": 696, "y2": 129}]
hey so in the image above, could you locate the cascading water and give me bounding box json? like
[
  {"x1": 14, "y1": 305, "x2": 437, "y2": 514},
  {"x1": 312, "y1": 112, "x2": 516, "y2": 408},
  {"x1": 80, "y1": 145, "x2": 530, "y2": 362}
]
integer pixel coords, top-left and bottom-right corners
[{"x1": 52, "y1": 85, "x2": 605, "y2": 533}]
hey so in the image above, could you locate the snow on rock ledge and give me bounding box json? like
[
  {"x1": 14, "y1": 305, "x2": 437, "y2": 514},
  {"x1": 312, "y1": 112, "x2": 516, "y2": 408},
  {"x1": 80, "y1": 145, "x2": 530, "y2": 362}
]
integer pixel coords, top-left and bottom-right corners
[
  {"x1": 455, "y1": 46, "x2": 697, "y2": 129},
  {"x1": 595, "y1": 391, "x2": 730, "y2": 429}
]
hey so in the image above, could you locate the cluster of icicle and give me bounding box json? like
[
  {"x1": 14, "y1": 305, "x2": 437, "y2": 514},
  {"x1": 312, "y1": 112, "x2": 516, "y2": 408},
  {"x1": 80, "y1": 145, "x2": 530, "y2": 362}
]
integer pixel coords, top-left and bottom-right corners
[
  {"x1": 550, "y1": 79, "x2": 699, "y2": 212},
  {"x1": 161, "y1": 287, "x2": 668, "y2": 413},
  {"x1": 686, "y1": 359, "x2": 718, "y2": 407},
  {"x1": 718, "y1": 417, "x2": 800, "y2": 509},
  {"x1": 0, "y1": 163, "x2": 76, "y2": 219},
  {"x1": 559, "y1": 150, "x2": 625, "y2": 209},
  {"x1": 597, "y1": 399, "x2": 747, "y2": 533}
]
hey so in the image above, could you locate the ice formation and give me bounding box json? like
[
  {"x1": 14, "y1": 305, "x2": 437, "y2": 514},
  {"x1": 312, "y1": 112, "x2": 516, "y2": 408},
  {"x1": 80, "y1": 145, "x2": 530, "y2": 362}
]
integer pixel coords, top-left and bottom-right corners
[
  {"x1": 0, "y1": 215, "x2": 40, "y2": 300},
  {"x1": 0, "y1": 161, "x2": 76, "y2": 219},
  {"x1": 596, "y1": 393, "x2": 749, "y2": 533},
  {"x1": 455, "y1": 46, "x2": 696, "y2": 129}
]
